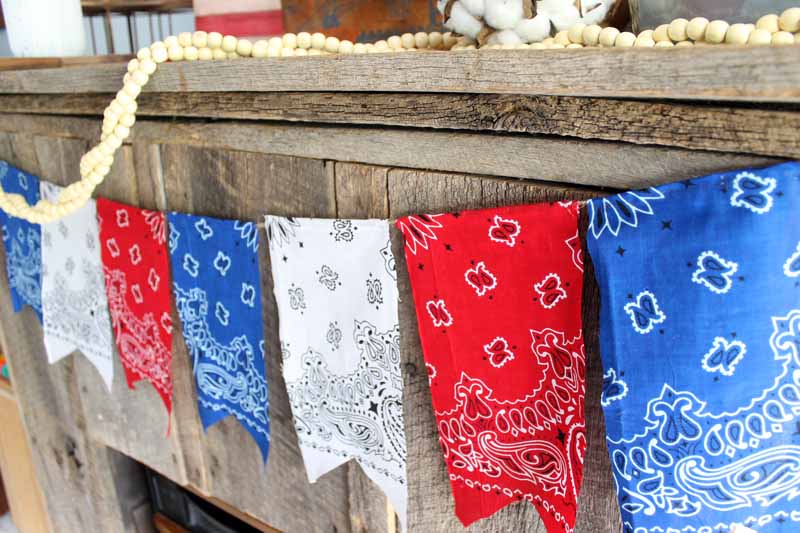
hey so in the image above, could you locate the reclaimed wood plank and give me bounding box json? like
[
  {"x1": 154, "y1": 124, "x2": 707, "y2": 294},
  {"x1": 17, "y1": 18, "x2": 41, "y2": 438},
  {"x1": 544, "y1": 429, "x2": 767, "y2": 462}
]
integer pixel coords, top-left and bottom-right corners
[
  {"x1": 0, "y1": 114, "x2": 781, "y2": 191},
  {"x1": 159, "y1": 144, "x2": 372, "y2": 532},
  {"x1": 2, "y1": 92, "x2": 797, "y2": 159},
  {"x1": 386, "y1": 168, "x2": 618, "y2": 532},
  {"x1": 0, "y1": 46, "x2": 799, "y2": 102}
]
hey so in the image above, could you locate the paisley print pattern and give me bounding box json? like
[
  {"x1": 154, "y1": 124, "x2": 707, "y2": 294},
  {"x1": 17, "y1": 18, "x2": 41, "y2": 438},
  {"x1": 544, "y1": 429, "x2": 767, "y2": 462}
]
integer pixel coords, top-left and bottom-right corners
[
  {"x1": 0, "y1": 161, "x2": 42, "y2": 320},
  {"x1": 398, "y1": 203, "x2": 586, "y2": 532},
  {"x1": 587, "y1": 161, "x2": 800, "y2": 532},
  {"x1": 168, "y1": 212, "x2": 270, "y2": 461},
  {"x1": 266, "y1": 216, "x2": 407, "y2": 529},
  {"x1": 98, "y1": 199, "x2": 173, "y2": 420},
  {"x1": 41, "y1": 183, "x2": 113, "y2": 391}
]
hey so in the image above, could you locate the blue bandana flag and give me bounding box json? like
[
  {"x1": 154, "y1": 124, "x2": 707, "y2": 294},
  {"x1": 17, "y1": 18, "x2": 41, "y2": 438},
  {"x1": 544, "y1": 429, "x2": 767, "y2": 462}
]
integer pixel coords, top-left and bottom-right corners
[
  {"x1": 167, "y1": 212, "x2": 270, "y2": 461},
  {"x1": 587, "y1": 162, "x2": 800, "y2": 533},
  {"x1": 0, "y1": 161, "x2": 42, "y2": 321}
]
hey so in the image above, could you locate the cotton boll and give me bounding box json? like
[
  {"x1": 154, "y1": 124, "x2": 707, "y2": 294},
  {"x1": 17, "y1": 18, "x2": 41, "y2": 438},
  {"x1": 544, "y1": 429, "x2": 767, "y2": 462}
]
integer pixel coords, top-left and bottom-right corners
[
  {"x1": 488, "y1": 28, "x2": 523, "y2": 45},
  {"x1": 514, "y1": 14, "x2": 552, "y2": 42},
  {"x1": 549, "y1": 4, "x2": 581, "y2": 31},
  {"x1": 484, "y1": 0, "x2": 525, "y2": 30},
  {"x1": 578, "y1": 0, "x2": 609, "y2": 26},
  {"x1": 461, "y1": 0, "x2": 485, "y2": 18},
  {"x1": 449, "y1": 1, "x2": 484, "y2": 39}
]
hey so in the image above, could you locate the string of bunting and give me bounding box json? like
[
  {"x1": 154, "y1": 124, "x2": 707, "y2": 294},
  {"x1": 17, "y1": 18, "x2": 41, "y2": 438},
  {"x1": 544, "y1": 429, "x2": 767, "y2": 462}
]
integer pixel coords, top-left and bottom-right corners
[{"x1": 0, "y1": 159, "x2": 798, "y2": 532}]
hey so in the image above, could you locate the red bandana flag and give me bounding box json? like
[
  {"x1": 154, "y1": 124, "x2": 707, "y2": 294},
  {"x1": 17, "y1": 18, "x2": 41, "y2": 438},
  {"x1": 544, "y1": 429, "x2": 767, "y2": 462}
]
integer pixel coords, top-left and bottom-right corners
[
  {"x1": 397, "y1": 203, "x2": 586, "y2": 532},
  {"x1": 97, "y1": 198, "x2": 173, "y2": 422}
]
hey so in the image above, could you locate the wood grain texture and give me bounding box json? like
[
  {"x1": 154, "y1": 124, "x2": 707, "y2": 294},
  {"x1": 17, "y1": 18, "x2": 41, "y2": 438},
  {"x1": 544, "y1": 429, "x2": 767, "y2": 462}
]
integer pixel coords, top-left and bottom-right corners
[
  {"x1": 2, "y1": 92, "x2": 797, "y2": 158},
  {"x1": 1, "y1": 46, "x2": 799, "y2": 102},
  {"x1": 386, "y1": 168, "x2": 619, "y2": 532},
  {"x1": 159, "y1": 144, "x2": 368, "y2": 533},
  {"x1": 0, "y1": 114, "x2": 781, "y2": 191}
]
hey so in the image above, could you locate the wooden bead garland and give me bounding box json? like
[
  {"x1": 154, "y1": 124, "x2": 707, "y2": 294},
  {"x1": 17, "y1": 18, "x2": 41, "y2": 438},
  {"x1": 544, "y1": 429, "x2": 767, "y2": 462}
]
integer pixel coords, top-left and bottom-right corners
[{"x1": 2, "y1": 8, "x2": 799, "y2": 223}]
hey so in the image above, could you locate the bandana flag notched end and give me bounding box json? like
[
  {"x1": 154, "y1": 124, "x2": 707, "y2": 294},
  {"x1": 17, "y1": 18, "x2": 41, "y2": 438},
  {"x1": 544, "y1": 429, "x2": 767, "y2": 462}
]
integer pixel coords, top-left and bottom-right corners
[
  {"x1": 266, "y1": 216, "x2": 408, "y2": 528},
  {"x1": 397, "y1": 203, "x2": 587, "y2": 532},
  {"x1": 41, "y1": 182, "x2": 114, "y2": 391},
  {"x1": 168, "y1": 212, "x2": 270, "y2": 462},
  {"x1": 98, "y1": 199, "x2": 173, "y2": 421},
  {"x1": 0, "y1": 161, "x2": 43, "y2": 321},
  {"x1": 586, "y1": 161, "x2": 800, "y2": 532}
]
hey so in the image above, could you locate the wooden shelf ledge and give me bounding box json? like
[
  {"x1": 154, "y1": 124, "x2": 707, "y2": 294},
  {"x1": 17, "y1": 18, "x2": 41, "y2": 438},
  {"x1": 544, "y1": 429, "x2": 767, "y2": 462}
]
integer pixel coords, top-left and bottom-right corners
[{"x1": 0, "y1": 46, "x2": 798, "y2": 103}]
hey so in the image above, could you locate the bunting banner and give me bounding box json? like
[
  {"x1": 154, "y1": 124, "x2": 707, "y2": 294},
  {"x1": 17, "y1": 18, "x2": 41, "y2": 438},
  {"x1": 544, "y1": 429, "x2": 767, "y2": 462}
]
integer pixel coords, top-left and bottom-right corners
[
  {"x1": 586, "y1": 162, "x2": 800, "y2": 532},
  {"x1": 397, "y1": 203, "x2": 586, "y2": 532},
  {"x1": 98, "y1": 199, "x2": 173, "y2": 420},
  {"x1": 266, "y1": 216, "x2": 408, "y2": 527},
  {"x1": 168, "y1": 212, "x2": 270, "y2": 461},
  {"x1": 40, "y1": 183, "x2": 114, "y2": 391},
  {"x1": 0, "y1": 161, "x2": 42, "y2": 321}
]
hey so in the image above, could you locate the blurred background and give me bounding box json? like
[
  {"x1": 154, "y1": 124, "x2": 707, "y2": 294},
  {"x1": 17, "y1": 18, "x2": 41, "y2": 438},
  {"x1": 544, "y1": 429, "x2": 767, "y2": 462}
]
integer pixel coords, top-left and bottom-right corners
[{"x1": 0, "y1": 0, "x2": 440, "y2": 57}]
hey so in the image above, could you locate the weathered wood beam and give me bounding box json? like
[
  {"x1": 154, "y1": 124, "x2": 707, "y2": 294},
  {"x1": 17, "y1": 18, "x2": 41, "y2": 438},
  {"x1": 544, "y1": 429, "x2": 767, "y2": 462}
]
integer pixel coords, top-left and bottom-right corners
[
  {"x1": 0, "y1": 92, "x2": 797, "y2": 158},
  {"x1": 0, "y1": 47, "x2": 799, "y2": 102}
]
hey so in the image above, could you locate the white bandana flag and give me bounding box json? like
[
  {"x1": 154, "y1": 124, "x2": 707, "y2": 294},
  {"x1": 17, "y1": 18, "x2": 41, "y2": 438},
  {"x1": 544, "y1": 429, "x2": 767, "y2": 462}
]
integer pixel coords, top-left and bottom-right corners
[
  {"x1": 266, "y1": 216, "x2": 407, "y2": 528},
  {"x1": 41, "y1": 183, "x2": 114, "y2": 391}
]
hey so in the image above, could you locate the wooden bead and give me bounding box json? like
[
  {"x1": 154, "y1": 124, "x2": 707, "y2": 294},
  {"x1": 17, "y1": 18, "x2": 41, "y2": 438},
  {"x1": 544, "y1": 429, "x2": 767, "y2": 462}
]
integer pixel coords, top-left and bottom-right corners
[
  {"x1": 779, "y1": 7, "x2": 800, "y2": 32},
  {"x1": 772, "y1": 30, "x2": 796, "y2": 45},
  {"x1": 530, "y1": 42, "x2": 546, "y2": 49},
  {"x1": 675, "y1": 40, "x2": 693, "y2": 47},
  {"x1": 212, "y1": 49, "x2": 227, "y2": 60},
  {"x1": 192, "y1": 31, "x2": 208, "y2": 48},
  {"x1": 554, "y1": 30, "x2": 570, "y2": 46},
  {"x1": 308, "y1": 48, "x2": 322, "y2": 56},
  {"x1": 136, "y1": 47, "x2": 151, "y2": 60},
  {"x1": 634, "y1": 34, "x2": 655, "y2": 47},
  {"x1": 653, "y1": 24, "x2": 671, "y2": 42},
  {"x1": 375, "y1": 40, "x2": 389, "y2": 51},
  {"x1": 654, "y1": 40, "x2": 674, "y2": 48},
  {"x1": 227, "y1": 52, "x2": 240, "y2": 59},
  {"x1": 280, "y1": 47, "x2": 294, "y2": 57},
  {"x1": 756, "y1": 14, "x2": 780, "y2": 33},
  {"x1": 282, "y1": 33, "x2": 297, "y2": 49},
  {"x1": 598, "y1": 27, "x2": 620, "y2": 46},
  {"x1": 568, "y1": 23, "x2": 586, "y2": 44},
  {"x1": 236, "y1": 39, "x2": 253, "y2": 56},
  {"x1": 443, "y1": 32, "x2": 459, "y2": 49},
  {"x1": 401, "y1": 33, "x2": 416, "y2": 49},
  {"x1": 252, "y1": 40, "x2": 269, "y2": 58},
  {"x1": 725, "y1": 23, "x2": 751, "y2": 44},
  {"x1": 151, "y1": 46, "x2": 168, "y2": 63},
  {"x1": 114, "y1": 124, "x2": 130, "y2": 139},
  {"x1": 388, "y1": 35, "x2": 403, "y2": 49},
  {"x1": 614, "y1": 31, "x2": 636, "y2": 47},
  {"x1": 566, "y1": 43, "x2": 583, "y2": 49},
  {"x1": 221, "y1": 35, "x2": 238, "y2": 52},
  {"x1": 339, "y1": 40, "x2": 354, "y2": 54},
  {"x1": 582, "y1": 24, "x2": 602, "y2": 46},
  {"x1": 668, "y1": 18, "x2": 689, "y2": 41},
  {"x1": 167, "y1": 44, "x2": 184, "y2": 61},
  {"x1": 705, "y1": 20, "x2": 729, "y2": 43},
  {"x1": 748, "y1": 28, "x2": 773, "y2": 45},
  {"x1": 116, "y1": 90, "x2": 133, "y2": 106},
  {"x1": 164, "y1": 35, "x2": 179, "y2": 48},
  {"x1": 324, "y1": 36, "x2": 340, "y2": 53},
  {"x1": 131, "y1": 70, "x2": 148, "y2": 86},
  {"x1": 101, "y1": 154, "x2": 114, "y2": 167},
  {"x1": 178, "y1": 32, "x2": 193, "y2": 47},
  {"x1": 297, "y1": 32, "x2": 312, "y2": 49},
  {"x1": 127, "y1": 58, "x2": 139, "y2": 72},
  {"x1": 198, "y1": 47, "x2": 213, "y2": 60},
  {"x1": 118, "y1": 113, "x2": 135, "y2": 128},
  {"x1": 139, "y1": 57, "x2": 156, "y2": 75},
  {"x1": 293, "y1": 48, "x2": 308, "y2": 57},
  {"x1": 311, "y1": 32, "x2": 326, "y2": 50},
  {"x1": 429, "y1": 31, "x2": 443, "y2": 49},
  {"x1": 353, "y1": 43, "x2": 367, "y2": 53},
  {"x1": 184, "y1": 46, "x2": 199, "y2": 60},
  {"x1": 268, "y1": 37, "x2": 283, "y2": 49},
  {"x1": 207, "y1": 32, "x2": 223, "y2": 49},
  {"x1": 414, "y1": 32, "x2": 429, "y2": 49}
]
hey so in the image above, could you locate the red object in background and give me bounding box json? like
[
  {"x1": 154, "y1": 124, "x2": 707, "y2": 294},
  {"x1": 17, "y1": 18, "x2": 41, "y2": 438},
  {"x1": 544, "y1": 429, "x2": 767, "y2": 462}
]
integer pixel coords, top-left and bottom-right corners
[
  {"x1": 194, "y1": 0, "x2": 283, "y2": 38},
  {"x1": 283, "y1": 0, "x2": 439, "y2": 43},
  {"x1": 97, "y1": 199, "x2": 173, "y2": 424},
  {"x1": 397, "y1": 203, "x2": 587, "y2": 532}
]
